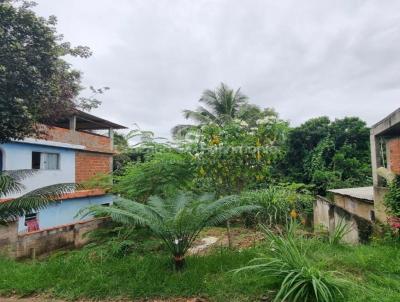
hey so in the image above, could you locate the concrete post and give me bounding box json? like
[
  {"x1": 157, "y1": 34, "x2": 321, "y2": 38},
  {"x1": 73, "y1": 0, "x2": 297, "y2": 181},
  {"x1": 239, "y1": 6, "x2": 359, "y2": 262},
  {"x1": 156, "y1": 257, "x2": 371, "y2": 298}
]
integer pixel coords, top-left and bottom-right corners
[
  {"x1": 370, "y1": 131, "x2": 380, "y2": 187},
  {"x1": 69, "y1": 116, "x2": 77, "y2": 131}
]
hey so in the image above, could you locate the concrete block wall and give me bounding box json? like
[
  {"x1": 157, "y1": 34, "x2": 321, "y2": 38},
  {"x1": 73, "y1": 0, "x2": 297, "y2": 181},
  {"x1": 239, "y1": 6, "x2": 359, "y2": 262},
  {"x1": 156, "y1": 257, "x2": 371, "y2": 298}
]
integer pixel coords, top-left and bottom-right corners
[
  {"x1": 75, "y1": 151, "x2": 112, "y2": 182},
  {"x1": 332, "y1": 194, "x2": 374, "y2": 222},
  {"x1": 0, "y1": 218, "x2": 107, "y2": 258},
  {"x1": 314, "y1": 196, "x2": 373, "y2": 244}
]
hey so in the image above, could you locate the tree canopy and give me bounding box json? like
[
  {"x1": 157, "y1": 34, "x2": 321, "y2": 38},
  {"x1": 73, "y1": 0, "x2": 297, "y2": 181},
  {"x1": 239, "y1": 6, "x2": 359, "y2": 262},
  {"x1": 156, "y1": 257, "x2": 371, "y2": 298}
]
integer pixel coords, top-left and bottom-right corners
[
  {"x1": 172, "y1": 83, "x2": 277, "y2": 138},
  {"x1": 0, "y1": 1, "x2": 99, "y2": 142},
  {"x1": 281, "y1": 116, "x2": 371, "y2": 194}
]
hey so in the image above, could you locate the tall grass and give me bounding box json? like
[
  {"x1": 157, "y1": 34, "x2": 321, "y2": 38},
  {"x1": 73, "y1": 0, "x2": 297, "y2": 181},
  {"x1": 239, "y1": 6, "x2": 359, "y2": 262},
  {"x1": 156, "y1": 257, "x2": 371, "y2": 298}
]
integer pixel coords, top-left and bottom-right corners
[
  {"x1": 235, "y1": 224, "x2": 348, "y2": 302},
  {"x1": 239, "y1": 186, "x2": 314, "y2": 227}
]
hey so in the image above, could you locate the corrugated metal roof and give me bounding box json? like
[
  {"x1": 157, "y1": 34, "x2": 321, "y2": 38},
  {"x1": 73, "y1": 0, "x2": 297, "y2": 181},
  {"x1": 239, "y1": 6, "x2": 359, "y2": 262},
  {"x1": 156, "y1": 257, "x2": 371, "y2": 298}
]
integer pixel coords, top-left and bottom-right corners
[{"x1": 328, "y1": 186, "x2": 374, "y2": 202}]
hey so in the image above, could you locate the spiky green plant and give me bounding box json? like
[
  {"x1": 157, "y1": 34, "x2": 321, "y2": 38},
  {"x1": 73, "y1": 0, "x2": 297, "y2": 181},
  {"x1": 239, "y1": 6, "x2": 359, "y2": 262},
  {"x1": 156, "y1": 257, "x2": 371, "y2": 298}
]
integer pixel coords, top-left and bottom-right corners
[
  {"x1": 234, "y1": 224, "x2": 348, "y2": 302},
  {"x1": 79, "y1": 192, "x2": 259, "y2": 270},
  {"x1": 0, "y1": 170, "x2": 77, "y2": 223},
  {"x1": 329, "y1": 219, "x2": 352, "y2": 245}
]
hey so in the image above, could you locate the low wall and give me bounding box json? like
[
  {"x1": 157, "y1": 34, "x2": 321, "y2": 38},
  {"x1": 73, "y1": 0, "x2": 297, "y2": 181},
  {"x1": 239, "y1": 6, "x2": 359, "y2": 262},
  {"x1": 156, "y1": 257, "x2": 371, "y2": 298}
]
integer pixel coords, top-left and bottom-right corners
[
  {"x1": 0, "y1": 221, "x2": 18, "y2": 255},
  {"x1": 314, "y1": 196, "x2": 373, "y2": 244},
  {"x1": 0, "y1": 218, "x2": 106, "y2": 258}
]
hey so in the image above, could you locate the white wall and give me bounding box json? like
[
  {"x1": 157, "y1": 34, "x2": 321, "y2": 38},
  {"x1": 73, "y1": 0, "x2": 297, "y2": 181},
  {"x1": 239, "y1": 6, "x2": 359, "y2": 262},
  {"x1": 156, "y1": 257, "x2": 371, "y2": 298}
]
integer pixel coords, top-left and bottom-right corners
[{"x1": 0, "y1": 142, "x2": 75, "y2": 198}]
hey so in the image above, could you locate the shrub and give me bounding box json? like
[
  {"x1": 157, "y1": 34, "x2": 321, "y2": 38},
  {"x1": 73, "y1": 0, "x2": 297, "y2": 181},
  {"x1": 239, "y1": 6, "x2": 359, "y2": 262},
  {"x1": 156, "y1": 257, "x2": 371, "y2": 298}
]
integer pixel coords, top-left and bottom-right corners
[
  {"x1": 239, "y1": 185, "x2": 314, "y2": 227},
  {"x1": 384, "y1": 175, "x2": 400, "y2": 218},
  {"x1": 79, "y1": 192, "x2": 259, "y2": 270},
  {"x1": 113, "y1": 151, "x2": 195, "y2": 202},
  {"x1": 235, "y1": 224, "x2": 348, "y2": 302}
]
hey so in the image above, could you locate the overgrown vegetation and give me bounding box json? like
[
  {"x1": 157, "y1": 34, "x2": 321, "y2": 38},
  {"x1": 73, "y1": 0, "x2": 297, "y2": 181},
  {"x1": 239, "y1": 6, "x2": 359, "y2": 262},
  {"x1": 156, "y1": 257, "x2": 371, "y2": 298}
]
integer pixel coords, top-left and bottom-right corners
[
  {"x1": 384, "y1": 175, "x2": 400, "y2": 218},
  {"x1": 0, "y1": 7, "x2": 384, "y2": 298},
  {"x1": 281, "y1": 117, "x2": 371, "y2": 194},
  {"x1": 235, "y1": 224, "x2": 348, "y2": 302},
  {"x1": 1, "y1": 230, "x2": 400, "y2": 301},
  {"x1": 79, "y1": 192, "x2": 259, "y2": 270},
  {"x1": 238, "y1": 185, "x2": 314, "y2": 227}
]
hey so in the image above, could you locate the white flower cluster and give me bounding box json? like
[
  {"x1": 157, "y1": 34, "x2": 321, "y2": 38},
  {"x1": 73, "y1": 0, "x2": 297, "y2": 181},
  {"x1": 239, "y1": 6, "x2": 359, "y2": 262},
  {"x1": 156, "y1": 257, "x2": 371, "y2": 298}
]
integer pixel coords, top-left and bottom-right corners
[
  {"x1": 233, "y1": 119, "x2": 248, "y2": 127},
  {"x1": 256, "y1": 115, "x2": 277, "y2": 125}
]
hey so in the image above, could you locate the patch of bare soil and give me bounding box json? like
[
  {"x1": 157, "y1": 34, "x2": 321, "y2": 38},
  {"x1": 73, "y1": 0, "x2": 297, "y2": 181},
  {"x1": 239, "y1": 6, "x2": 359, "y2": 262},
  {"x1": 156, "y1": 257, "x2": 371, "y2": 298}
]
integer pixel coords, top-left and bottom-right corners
[{"x1": 189, "y1": 226, "x2": 264, "y2": 255}]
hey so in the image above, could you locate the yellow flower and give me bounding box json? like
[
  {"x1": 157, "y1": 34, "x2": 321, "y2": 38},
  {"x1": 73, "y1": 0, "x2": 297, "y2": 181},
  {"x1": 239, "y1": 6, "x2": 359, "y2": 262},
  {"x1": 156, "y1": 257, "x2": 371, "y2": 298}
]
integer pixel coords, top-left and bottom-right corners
[
  {"x1": 211, "y1": 135, "x2": 220, "y2": 145},
  {"x1": 256, "y1": 151, "x2": 261, "y2": 161},
  {"x1": 290, "y1": 209, "x2": 298, "y2": 219}
]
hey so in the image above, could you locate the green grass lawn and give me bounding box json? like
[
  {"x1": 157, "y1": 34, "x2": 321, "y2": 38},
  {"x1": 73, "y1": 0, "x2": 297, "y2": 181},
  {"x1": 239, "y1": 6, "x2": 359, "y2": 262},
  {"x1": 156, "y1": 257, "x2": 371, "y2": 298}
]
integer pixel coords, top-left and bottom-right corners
[{"x1": 0, "y1": 229, "x2": 400, "y2": 301}]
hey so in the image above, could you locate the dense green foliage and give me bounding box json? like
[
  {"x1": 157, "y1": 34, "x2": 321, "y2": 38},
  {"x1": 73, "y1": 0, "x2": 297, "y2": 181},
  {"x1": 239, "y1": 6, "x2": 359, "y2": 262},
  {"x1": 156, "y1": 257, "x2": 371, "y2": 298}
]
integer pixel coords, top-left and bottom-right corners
[
  {"x1": 238, "y1": 185, "x2": 314, "y2": 227},
  {"x1": 0, "y1": 1, "x2": 100, "y2": 142},
  {"x1": 113, "y1": 151, "x2": 195, "y2": 201},
  {"x1": 79, "y1": 192, "x2": 258, "y2": 269},
  {"x1": 384, "y1": 175, "x2": 400, "y2": 217},
  {"x1": 189, "y1": 117, "x2": 288, "y2": 197},
  {"x1": 282, "y1": 117, "x2": 371, "y2": 194}
]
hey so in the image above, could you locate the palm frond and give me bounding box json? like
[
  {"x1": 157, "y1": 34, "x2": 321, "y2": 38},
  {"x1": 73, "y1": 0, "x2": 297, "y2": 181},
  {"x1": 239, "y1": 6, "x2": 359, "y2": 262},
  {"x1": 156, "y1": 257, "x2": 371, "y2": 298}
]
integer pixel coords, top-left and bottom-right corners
[
  {"x1": 171, "y1": 124, "x2": 199, "y2": 139},
  {"x1": 0, "y1": 173, "x2": 25, "y2": 197},
  {"x1": 2, "y1": 169, "x2": 37, "y2": 181},
  {"x1": 183, "y1": 109, "x2": 215, "y2": 124},
  {"x1": 0, "y1": 183, "x2": 78, "y2": 223},
  {"x1": 78, "y1": 191, "x2": 256, "y2": 266}
]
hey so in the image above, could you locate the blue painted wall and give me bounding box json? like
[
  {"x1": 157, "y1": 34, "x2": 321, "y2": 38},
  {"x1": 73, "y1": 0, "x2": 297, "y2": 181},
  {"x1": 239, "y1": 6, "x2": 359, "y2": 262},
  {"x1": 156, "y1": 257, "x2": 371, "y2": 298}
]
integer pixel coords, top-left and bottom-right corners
[
  {"x1": 0, "y1": 142, "x2": 75, "y2": 198},
  {"x1": 18, "y1": 194, "x2": 114, "y2": 232}
]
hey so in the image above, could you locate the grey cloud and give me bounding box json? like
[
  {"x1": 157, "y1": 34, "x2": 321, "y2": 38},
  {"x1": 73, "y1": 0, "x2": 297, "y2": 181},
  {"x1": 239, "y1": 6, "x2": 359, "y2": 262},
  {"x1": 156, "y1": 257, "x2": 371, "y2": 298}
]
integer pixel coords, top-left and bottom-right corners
[{"x1": 34, "y1": 0, "x2": 400, "y2": 138}]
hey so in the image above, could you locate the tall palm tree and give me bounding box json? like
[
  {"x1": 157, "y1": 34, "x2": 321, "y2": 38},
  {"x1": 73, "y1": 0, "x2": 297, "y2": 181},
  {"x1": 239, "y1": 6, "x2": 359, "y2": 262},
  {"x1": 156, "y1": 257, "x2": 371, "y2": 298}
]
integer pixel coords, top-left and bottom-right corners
[
  {"x1": 79, "y1": 192, "x2": 259, "y2": 270},
  {"x1": 172, "y1": 83, "x2": 248, "y2": 138},
  {"x1": 0, "y1": 170, "x2": 77, "y2": 224}
]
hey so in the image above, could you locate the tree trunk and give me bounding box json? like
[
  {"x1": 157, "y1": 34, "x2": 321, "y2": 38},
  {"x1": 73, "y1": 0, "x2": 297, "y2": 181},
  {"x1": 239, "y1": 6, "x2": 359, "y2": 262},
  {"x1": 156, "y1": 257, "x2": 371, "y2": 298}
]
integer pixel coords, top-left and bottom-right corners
[
  {"x1": 173, "y1": 255, "x2": 185, "y2": 271},
  {"x1": 226, "y1": 220, "x2": 233, "y2": 249}
]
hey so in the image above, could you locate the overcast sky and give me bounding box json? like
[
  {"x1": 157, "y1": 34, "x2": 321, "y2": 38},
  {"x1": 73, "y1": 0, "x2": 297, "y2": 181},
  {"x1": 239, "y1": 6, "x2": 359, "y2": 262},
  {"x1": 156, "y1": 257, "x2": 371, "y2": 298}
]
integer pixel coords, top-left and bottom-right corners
[{"x1": 34, "y1": 0, "x2": 400, "y2": 138}]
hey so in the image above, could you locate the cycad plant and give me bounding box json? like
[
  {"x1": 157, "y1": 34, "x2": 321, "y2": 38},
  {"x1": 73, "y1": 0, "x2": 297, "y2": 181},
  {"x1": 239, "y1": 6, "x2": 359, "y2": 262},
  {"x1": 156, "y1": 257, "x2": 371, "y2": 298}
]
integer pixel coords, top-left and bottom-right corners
[
  {"x1": 0, "y1": 170, "x2": 77, "y2": 224},
  {"x1": 79, "y1": 192, "x2": 259, "y2": 270},
  {"x1": 235, "y1": 224, "x2": 347, "y2": 302}
]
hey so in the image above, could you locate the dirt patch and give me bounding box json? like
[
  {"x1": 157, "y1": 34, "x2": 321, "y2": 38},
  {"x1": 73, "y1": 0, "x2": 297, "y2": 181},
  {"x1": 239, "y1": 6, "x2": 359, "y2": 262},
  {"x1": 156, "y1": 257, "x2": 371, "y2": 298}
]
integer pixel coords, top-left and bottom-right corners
[{"x1": 189, "y1": 226, "x2": 264, "y2": 255}]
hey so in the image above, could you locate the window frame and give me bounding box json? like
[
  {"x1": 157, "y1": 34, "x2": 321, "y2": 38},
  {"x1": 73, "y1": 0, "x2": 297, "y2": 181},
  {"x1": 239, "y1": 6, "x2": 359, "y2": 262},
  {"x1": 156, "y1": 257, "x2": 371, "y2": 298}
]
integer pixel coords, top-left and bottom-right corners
[{"x1": 31, "y1": 151, "x2": 60, "y2": 170}]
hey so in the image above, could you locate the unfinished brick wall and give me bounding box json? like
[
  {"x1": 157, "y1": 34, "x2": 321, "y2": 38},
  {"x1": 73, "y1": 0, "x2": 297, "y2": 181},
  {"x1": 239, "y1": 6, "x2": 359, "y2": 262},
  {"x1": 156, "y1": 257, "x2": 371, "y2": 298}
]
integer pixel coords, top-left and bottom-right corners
[
  {"x1": 75, "y1": 151, "x2": 112, "y2": 183},
  {"x1": 388, "y1": 138, "x2": 400, "y2": 175},
  {"x1": 42, "y1": 125, "x2": 112, "y2": 153}
]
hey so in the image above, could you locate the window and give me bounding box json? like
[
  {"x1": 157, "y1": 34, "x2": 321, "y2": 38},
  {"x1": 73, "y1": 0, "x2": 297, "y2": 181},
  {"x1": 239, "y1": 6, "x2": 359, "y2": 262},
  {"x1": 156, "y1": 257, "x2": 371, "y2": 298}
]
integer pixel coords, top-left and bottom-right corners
[
  {"x1": 25, "y1": 212, "x2": 37, "y2": 221},
  {"x1": 24, "y1": 212, "x2": 39, "y2": 232},
  {"x1": 32, "y1": 152, "x2": 60, "y2": 170}
]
